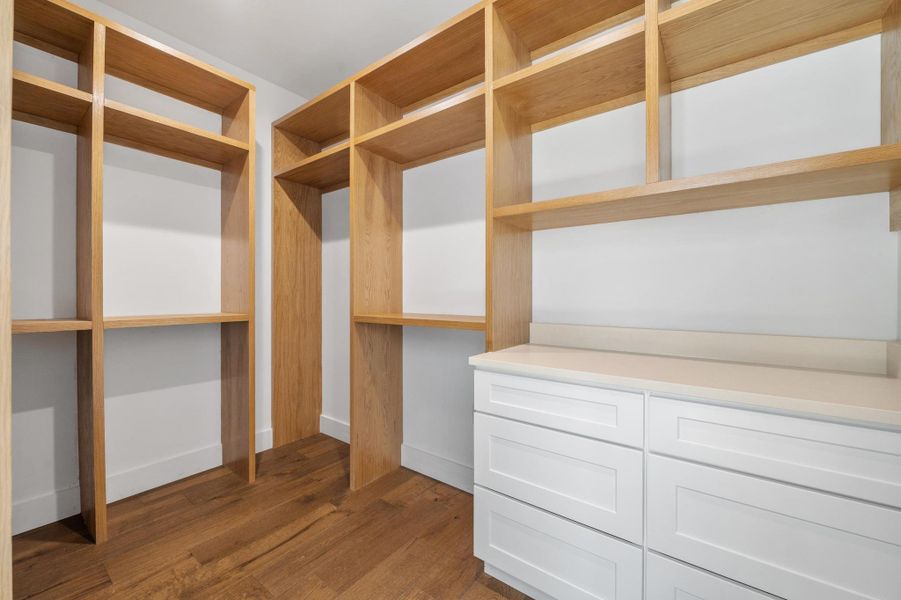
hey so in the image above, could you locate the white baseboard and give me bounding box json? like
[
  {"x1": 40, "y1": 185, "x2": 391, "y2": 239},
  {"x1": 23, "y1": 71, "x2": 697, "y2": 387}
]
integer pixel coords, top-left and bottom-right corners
[
  {"x1": 484, "y1": 564, "x2": 553, "y2": 600},
  {"x1": 320, "y1": 414, "x2": 350, "y2": 443},
  {"x1": 12, "y1": 427, "x2": 274, "y2": 536},
  {"x1": 401, "y1": 444, "x2": 473, "y2": 493}
]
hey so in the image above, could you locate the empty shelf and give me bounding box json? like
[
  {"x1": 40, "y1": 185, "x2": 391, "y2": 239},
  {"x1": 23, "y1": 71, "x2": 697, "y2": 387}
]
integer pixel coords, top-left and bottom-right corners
[
  {"x1": 494, "y1": 145, "x2": 901, "y2": 230},
  {"x1": 354, "y1": 313, "x2": 486, "y2": 331},
  {"x1": 495, "y1": 0, "x2": 644, "y2": 58},
  {"x1": 275, "y1": 83, "x2": 351, "y2": 146},
  {"x1": 274, "y1": 142, "x2": 351, "y2": 191},
  {"x1": 14, "y1": 0, "x2": 94, "y2": 60},
  {"x1": 12, "y1": 319, "x2": 93, "y2": 334},
  {"x1": 104, "y1": 100, "x2": 250, "y2": 170},
  {"x1": 105, "y1": 25, "x2": 251, "y2": 112},
  {"x1": 494, "y1": 21, "x2": 646, "y2": 129},
  {"x1": 104, "y1": 313, "x2": 250, "y2": 330},
  {"x1": 659, "y1": 0, "x2": 891, "y2": 83},
  {"x1": 357, "y1": 4, "x2": 485, "y2": 110},
  {"x1": 12, "y1": 71, "x2": 92, "y2": 133},
  {"x1": 355, "y1": 88, "x2": 486, "y2": 168}
]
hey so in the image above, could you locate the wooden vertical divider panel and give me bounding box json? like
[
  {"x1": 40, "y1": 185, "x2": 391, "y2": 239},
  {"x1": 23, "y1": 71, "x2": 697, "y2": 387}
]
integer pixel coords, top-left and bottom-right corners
[
  {"x1": 272, "y1": 174, "x2": 322, "y2": 445},
  {"x1": 349, "y1": 82, "x2": 404, "y2": 490},
  {"x1": 221, "y1": 89, "x2": 256, "y2": 481},
  {"x1": 486, "y1": 3, "x2": 532, "y2": 352},
  {"x1": 884, "y1": 0, "x2": 901, "y2": 231},
  {"x1": 646, "y1": 0, "x2": 672, "y2": 183},
  {"x1": 0, "y1": 0, "x2": 12, "y2": 592},
  {"x1": 75, "y1": 21, "x2": 107, "y2": 544}
]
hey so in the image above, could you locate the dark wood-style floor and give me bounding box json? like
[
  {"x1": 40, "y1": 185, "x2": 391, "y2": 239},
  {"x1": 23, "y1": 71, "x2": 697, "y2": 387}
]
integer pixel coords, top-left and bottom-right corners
[{"x1": 12, "y1": 435, "x2": 529, "y2": 600}]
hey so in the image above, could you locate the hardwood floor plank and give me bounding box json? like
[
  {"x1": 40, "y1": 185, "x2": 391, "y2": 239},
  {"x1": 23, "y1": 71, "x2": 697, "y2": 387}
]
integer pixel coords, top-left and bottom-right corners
[{"x1": 12, "y1": 435, "x2": 523, "y2": 600}]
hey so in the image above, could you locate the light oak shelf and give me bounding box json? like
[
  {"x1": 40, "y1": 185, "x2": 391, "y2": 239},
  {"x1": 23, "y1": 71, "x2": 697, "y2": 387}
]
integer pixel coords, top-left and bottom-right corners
[
  {"x1": 493, "y1": 0, "x2": 644, "y2": 60},
  {"x1": 494, "y1": 145, "x2": 901, "y2": 230},
  {"x1": 12, "y1": 319, "x2": 92, "y2": 334},
  {"x1": 11, "y1": 70, "x2": 91, "y2": 133},
  {"x1": 353, "y1": 313, "x2": 486, "y2": 331},
  {"x1": 103, "y1": 313, "x2": 250, "y2": 330},
  {"x1": 274, "y1": 141, "x2": 350, "y2": 191},
  {"x1": 355, "y1": 88, "x2": 486, "y2": 168},
  {"x1": 13, "y1": 0, "x2": 94, "y2": 60},
  {"x1": 104, "y1": 100, "x2": 249, "y2": 170},
  {"x1": 357, "y1": 4, "x2": 485, "y2": 111},
  {"x1": 275, "y1": 83, "x2": 350, "y2": 148},
  {"x1": 659, "y1": 0, "x2": 892, "y2": 84},
  {"x1": 493, "y1": 21, "x2": 646, "y2": 130}
]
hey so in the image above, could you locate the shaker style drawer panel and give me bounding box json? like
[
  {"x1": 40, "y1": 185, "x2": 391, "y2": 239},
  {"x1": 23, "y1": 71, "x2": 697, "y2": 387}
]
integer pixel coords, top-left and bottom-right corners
[
  {"x1": 474, "y1": 370, "x2": 644, "y2": 447},
  {"x1": 646, "y1": 553, "x2": 777, "y2": 600},
  {"x1": 474, "y1": 413, "x2": 643, "y2": 543},
  {"x1": 647, "y1": 456, "x2": 901, "y2": 600},
  {"x1": 474, "y1": 487, "x2": 643, "y2": 600},
  {"x1": 648, "y1": 397, "x2": 901, "y2": 508}
]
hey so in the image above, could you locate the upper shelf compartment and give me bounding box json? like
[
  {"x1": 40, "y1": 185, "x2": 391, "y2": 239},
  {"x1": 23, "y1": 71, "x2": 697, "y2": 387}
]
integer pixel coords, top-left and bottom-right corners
[
  {"x1": 104, "y1": 100, "x2": 250, "y2": 169},
  {"x1": 493, "y1": 22, "x2": 646, "y2": 131},
  {"x1": 275, "y1": 83, "x2": 351, "y2": 149},
  {"x1": 12, "y1": 70, "x2": 91, "y2": 133},
  {"x1": 355, "y1": 88, "x2": 486, "y2": 169},
  {"x1": 494, "y1": 145, "x2": 901, "y2": 230},
  {"x1": 659, "y1": 0, "x2": 892, "y2": 84},
  {"x1": 13, "y1": 0, "x2": 94, "y2": 61},
  {"x1": 105, "y1": 25, "x2": 252, "y2": 114},
  {"x1": 356, "y1": 4, "x2": 485, "y2": 114},
  {"x1": 493, "y1": 0, "x2": 644, "y2": 60}
]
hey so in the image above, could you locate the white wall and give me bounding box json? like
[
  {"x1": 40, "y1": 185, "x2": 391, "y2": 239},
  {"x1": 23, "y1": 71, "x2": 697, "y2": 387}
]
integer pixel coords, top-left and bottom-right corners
[
  {"x1": 10, "y1": 1, "x2": 304, "y2": 534},
  {"x1": 315, "y1": 34, "x2": 899, "y2": 493}
]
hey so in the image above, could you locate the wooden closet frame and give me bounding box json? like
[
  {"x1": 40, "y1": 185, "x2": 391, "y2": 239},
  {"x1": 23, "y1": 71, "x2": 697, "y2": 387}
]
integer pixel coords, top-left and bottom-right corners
[
  {"x1": 273, "y1": 0, "x2": 901, "y2": 491},
  {"x1": 3, "y1": 0, "x2": 256, "y2": 550}
]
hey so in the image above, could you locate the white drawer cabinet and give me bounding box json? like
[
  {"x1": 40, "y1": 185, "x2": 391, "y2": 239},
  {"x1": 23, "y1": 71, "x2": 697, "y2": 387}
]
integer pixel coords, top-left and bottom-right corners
[
  {"x1": 646, "y1": 553, "x2": 777, "y2": 600},
  {"x1": 649, "y1": 396, "x2": 901, "y2": 508},
  {"x1": 474, "y1": 487, "x2": 643, "y2": 600},
  {"x1": 474, "y1": 413, "x2": 643, "y2": 543},
  {"x1": 647, "y1": 455, "x2": 901, "y2": 600},
  {"x1": 474, "y1": 371, "x2": 644, "y2": 447}
]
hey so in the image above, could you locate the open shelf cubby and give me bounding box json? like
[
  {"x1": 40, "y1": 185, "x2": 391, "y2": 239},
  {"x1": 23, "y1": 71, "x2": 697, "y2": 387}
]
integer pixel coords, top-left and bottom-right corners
[
  {"x1": 6, "y1": 0, "x2": 256, "y2": 545},
  {"x1": 271, "y1": 0, "x2": 901, "y2": 494}
]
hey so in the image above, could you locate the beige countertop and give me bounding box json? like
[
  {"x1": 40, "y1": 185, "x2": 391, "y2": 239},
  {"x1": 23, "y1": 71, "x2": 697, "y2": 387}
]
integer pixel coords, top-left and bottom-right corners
[{"x1": 470, "y1": 344, "x2": 901, "y2": 429}]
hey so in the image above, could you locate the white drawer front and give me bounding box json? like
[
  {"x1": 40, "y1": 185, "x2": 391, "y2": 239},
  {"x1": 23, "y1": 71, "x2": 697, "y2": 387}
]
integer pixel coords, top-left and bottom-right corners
[
  {"x1": 646, "y1": 553, "x2": 776, "y2": 600},
  {"x1": 474, "y1": 370, "x2": 644, "y2": 447},
  {"x1": 647, "y1": 456, "x2": 901, "y2": 600},
  {"x1": 474, "y1": 486, "x2": 643, "y2": 600},
  {"x1": 649, "y1": 397, "x2": 901, "y2": 508},
  {"x1": 475, "y1": 413, "x2": 643, "y2": 543}
]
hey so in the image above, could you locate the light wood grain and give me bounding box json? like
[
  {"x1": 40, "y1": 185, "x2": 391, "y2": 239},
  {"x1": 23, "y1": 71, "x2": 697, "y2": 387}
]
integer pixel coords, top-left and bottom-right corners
[
  {"x1": 12, "y1": 319, "x2": 93, "y2": 333},
  {"x1": 104, "y1": 100, "x2": 249, "y2": 170},
  {"x1": 355, "y1": 88, "x2": 486, "y2": 168},
  {"x1": 659, "y1": 0, "x2": 892, "y2": 82},
  {"x1": 486, "y1": 4, "x2": 532, "y2": 354},
  {"x1": 1, "y1": 0, "x2": 12, "y2": 594},
  {"x1": 221, "y1": 90, "x2": 256, "y2": 483},
  {"x1": 645, "y1": 0, "x2": 671, "y2": 183},
  {"x1": 104, "y1": 24, "x2": 250, "y2": 112},
  {"x1": 494, "y1": 0, "x2": 643, "y2": 58},
  {"x1": 274, "y1": 83, "x2": 351, "y2": 146},
  {"x1": 884, "y1": 0, "x2": 901, "y2": 231},
  {"x1": 356, "y1": 5, "x2": 485, "y2": 111},
  {"x1": 75, "y1": 21, "x2": 106, "y2": 544},
  {"x1": 494, "y1": 145, "x2": 901, "y2": 230},
  {"x1": 493, "y1": 21, "x2": 646, "y2": 127},
  {"x1": 11, "y1": 70, "x2": 91, "y2": 133},
  {"x1": 353, "y1": 313, "x2": 486, "y2": 331},
  {"x1": 272, "y1": 178, "x2": 322, "y2": 446},
  {"x1": 13, "y1": 0, "x2": 93, "y2": 61},
  {"x1": 103, "y1": 313, "x2": 249, "y2": 329},
  {"x1": 349, "y1": 137, "x2": 403, "y2": 490},
  {"x1": 274, "y1": 142, "x2": 350, "y2": 191}
]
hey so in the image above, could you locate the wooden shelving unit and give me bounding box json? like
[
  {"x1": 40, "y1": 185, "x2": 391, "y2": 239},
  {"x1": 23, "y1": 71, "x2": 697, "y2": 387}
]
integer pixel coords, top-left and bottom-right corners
[
  {"x1": 1, "y1": 0, "x2": 12, "y2": 595},
  {"x1": 273, "y1": 0, "x2": 900, "y2": 493},
  {"x1": 4, "y1": 0, "x2": 256, "y2": 546}
]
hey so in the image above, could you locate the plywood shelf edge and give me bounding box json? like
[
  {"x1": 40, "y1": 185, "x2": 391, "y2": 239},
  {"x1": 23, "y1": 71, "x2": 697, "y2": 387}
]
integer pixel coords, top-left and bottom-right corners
[
  {"x1": 103, "y1": 313, "x2": 250, "y2": 330},
  {"x1": 353, "y1": 313, "x2": 487, "y2": 331}
]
